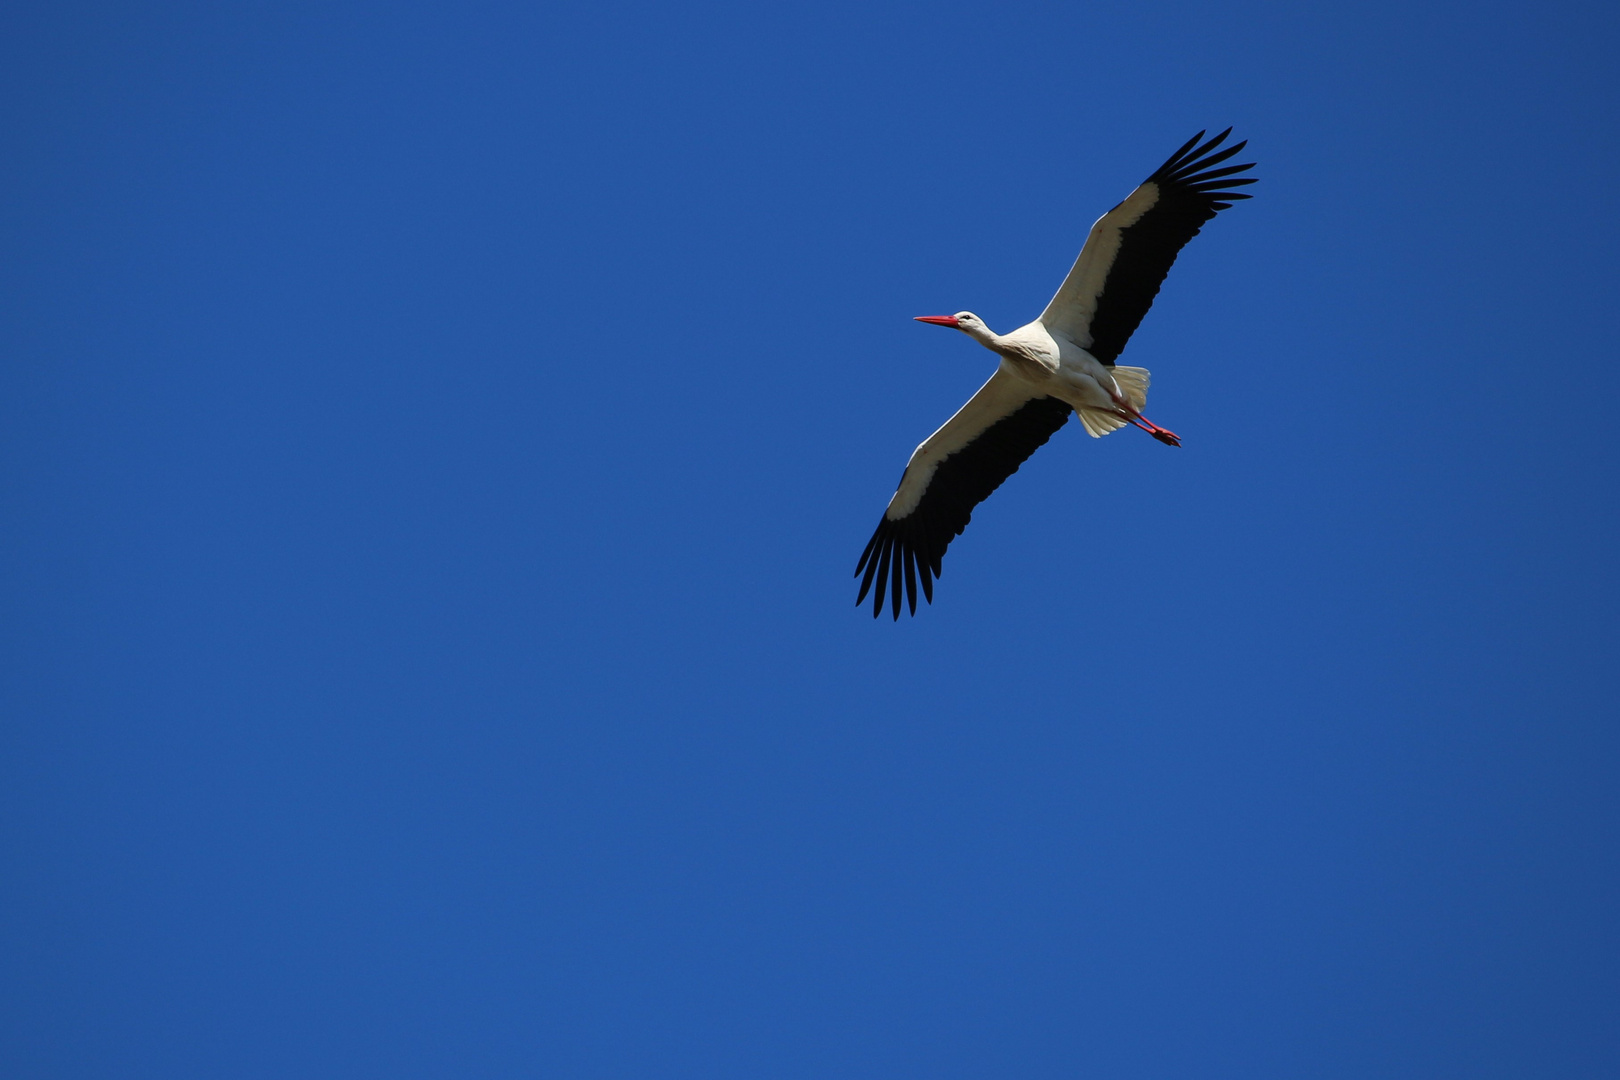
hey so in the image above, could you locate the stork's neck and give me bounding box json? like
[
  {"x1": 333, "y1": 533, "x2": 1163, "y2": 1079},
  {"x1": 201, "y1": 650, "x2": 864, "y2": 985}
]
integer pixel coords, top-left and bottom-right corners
[{"x1": 960, "y1": 321, "x2": 1005, "y2": 352}]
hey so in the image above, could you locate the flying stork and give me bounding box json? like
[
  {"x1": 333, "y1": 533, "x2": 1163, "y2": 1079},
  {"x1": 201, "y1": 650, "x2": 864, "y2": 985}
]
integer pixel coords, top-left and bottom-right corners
[{"x1": 856, "y1": 128, "x2": 1256, "y2": 618}]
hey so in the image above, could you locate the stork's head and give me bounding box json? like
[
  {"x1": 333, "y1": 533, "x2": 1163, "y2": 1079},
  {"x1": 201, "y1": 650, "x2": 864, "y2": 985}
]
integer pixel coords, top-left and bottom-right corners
[{"x1": 914, "y1": 311, "x2": 990, "y2": 339}]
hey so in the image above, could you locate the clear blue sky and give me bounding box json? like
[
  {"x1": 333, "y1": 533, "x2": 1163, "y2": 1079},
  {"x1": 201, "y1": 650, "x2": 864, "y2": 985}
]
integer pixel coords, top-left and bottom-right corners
[{"x1": 4, "y1": 1, "x2": 1618, "y2": 1076}]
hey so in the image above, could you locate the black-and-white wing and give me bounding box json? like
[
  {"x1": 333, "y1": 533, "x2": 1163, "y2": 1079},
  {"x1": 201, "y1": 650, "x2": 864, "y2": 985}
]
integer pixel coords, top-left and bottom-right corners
[
  {"x1": 1040, "y1": 129, "x2": 1256, "y2": 364},
  {"x1": 855, "y1": 369, "x2": 1072, "y2": 619}
]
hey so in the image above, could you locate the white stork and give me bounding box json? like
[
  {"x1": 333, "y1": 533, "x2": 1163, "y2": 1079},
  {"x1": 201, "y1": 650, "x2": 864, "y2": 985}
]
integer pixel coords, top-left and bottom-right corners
[{"x1": 856, "y1": 129, "x2": 1256, "y2": 618}]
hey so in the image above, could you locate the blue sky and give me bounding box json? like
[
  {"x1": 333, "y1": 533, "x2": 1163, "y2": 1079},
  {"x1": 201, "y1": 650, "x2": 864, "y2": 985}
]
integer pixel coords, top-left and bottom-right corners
[{"x1": 4, "y1": 1, "x2": 1618, "y2": 1076}]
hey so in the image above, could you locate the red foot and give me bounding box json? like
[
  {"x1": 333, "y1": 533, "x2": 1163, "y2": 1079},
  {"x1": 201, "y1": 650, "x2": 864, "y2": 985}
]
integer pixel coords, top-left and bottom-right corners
[{"x1": 1116, "y1": 407, "x2": 1182, "y2": 446}]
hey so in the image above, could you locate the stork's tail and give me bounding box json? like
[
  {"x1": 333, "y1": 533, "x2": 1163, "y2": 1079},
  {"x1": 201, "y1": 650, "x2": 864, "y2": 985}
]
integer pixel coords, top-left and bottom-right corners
[
  {"x1": 1111, "y1": 365, "x2": 1150, "y2": 411},
  {"x1": 1076, "y1": 366, "x2": 1151, "y2": 438},
  {"x1": 1077, "y1": 409, "x2": 1128, "y2": 437}
]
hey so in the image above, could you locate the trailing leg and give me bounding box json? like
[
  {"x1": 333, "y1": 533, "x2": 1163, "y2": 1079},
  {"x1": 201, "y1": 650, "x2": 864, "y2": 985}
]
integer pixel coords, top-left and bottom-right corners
[{"x1": 1114, "y1": 408, "x2": 1180, "y2": 446}]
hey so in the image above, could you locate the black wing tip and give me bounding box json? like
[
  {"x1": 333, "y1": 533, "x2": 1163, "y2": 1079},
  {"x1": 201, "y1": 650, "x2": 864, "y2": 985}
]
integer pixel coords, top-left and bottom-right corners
[
  {"x1": 853, "y1": 514, "x2": 938, "y2": 620},
  {"x1": 1145, "y1": 128, "x2": 1258, "y2": 212},
  {"x1": 1155, "y1": 127, "x2": 1227, "y2": 174},
  {"x1": 1159, "y1": 129, "x2": 1206, "y2": 173}
]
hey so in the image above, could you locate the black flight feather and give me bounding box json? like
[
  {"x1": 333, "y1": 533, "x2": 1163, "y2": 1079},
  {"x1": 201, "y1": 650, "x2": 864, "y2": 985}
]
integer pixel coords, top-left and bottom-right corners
[
  {"x1": 855, "y1": 395, "x2": 1073, "y2": 619},
  {"x1": 1083, "y1": 129, "x2": 1258, "y2": 365}
]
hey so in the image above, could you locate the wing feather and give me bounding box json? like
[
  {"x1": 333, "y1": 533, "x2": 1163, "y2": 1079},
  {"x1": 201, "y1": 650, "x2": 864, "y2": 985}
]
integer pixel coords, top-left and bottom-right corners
[
  {"x1": 855, "y1": 369, "x2": 1072, "y2": 619},
  {"x1": 1039, "y1": 129, "x2": 1257, "y2": 364}
]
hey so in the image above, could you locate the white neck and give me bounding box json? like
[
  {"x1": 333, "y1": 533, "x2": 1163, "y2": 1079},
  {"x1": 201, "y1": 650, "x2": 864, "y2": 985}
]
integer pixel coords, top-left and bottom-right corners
[{"x1": 960, "y1": 321, "x2": 1003, "y2": 351}]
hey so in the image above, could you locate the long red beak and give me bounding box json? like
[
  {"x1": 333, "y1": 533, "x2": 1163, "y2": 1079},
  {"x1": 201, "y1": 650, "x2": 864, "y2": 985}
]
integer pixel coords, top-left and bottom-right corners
[{"x1": 913, "y1": 315, "x2": 961, "y2": 327}]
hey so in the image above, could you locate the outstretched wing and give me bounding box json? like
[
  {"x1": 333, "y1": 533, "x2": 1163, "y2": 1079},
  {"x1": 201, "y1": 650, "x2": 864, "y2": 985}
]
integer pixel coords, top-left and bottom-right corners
[
  {"x1": 855, "y1": 369, "x2": 1073, "y2": 619},
  {"x1": 1039, "y1": 129, "x2": 1256, "y2": 364}
]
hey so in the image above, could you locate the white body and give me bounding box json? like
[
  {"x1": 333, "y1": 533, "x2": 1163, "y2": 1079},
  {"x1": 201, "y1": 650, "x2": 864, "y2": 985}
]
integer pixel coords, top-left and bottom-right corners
[
  {"x1": 886, "y1": 319, "x2": 1149, "y2": 518},
  {"x1": 959, "y1": 319, "x2": 1121, "y2": 413}
]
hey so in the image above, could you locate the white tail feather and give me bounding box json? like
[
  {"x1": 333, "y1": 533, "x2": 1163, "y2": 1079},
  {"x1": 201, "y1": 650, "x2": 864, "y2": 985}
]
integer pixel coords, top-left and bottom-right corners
[
  {"x1": 1111, "y1": 366, "x2": 1150, "y2": 411},
  {"x1": 1076, "y1": 366, "x2": 1151, "y2": 438},
  {"x1": 1077, "y1": 408, "x2": 1128, "y2": 437}
]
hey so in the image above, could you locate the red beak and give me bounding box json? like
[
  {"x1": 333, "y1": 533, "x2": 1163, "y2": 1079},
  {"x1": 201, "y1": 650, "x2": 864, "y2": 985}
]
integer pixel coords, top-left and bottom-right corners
[{"x1": 913, "y1": 315, "x2": 961, "y2": 327}]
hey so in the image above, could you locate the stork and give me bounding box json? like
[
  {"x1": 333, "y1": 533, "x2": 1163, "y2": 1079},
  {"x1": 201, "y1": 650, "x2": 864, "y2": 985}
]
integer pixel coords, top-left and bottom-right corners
[{"x1": 856, "y1": 129, "x2": 1256, "y2": 618}]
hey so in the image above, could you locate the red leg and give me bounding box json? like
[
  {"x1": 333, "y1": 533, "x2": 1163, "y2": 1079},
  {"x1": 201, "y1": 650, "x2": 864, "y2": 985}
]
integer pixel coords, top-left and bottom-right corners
[{"x1": 1114, "y1": 408, "x2": 1181, "y2": 447}]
